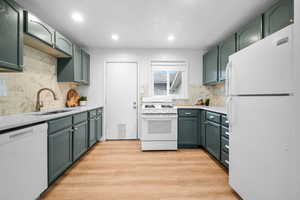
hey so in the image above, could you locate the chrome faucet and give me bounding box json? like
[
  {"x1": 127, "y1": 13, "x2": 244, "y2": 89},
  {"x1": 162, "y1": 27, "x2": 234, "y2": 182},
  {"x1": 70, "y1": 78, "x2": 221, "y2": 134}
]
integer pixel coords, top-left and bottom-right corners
[{"x1": 36, "y1": 88, "x2": 58, "y2": 111}]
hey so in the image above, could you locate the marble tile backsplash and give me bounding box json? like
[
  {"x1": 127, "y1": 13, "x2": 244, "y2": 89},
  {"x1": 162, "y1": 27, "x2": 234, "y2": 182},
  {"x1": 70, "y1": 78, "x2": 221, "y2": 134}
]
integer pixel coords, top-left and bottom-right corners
[
  {"x1": 0, "y1": 45, "x2": 77, "y2": 116},
  {"x1": 176, "y1": 82, "x2": 226, "y2": 107}
]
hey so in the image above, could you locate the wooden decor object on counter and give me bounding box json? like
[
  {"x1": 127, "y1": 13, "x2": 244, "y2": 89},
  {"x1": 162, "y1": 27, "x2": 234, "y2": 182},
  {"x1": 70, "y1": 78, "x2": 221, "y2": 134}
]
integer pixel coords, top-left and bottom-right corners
[{"x1": 66, "y1": 89, "x2": 80, "y2": 107}]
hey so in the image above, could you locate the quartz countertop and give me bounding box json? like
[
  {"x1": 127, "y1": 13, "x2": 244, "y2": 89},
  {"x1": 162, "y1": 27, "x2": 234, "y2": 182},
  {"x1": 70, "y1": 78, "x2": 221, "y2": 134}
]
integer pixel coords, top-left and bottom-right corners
[
  {"x1": 0, "y1": 105, "x2": 103, "y2": 132},
  {"x1": 176, "y1": 105, "x2": 227, "y2": 115}
]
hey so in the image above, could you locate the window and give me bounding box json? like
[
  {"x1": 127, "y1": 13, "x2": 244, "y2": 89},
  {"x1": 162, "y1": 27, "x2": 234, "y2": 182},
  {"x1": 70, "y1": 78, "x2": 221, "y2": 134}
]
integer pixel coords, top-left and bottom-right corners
[{"x1": 151, "y1": 61, "x2": 188, "y2": 99}]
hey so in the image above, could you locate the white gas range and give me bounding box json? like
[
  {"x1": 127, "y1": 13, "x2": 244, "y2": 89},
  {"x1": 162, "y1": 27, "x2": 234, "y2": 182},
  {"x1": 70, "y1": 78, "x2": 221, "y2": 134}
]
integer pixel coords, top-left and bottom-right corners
[{"x1": 140, "y1": 98, "x2": 178, "y2": 151}]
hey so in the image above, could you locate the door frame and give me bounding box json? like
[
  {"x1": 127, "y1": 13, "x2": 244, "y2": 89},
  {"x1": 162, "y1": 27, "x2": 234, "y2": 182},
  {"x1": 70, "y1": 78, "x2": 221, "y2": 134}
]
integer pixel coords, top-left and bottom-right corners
[{"x1": 104, "y1": 60, "x2": 140, "y2": 140}]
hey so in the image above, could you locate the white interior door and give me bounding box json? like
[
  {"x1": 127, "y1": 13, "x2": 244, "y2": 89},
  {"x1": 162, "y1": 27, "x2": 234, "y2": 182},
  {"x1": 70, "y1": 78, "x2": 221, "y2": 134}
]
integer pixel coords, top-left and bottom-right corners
[{"x1": 106, "y1": 62, "x2": 138, "y2": 140}]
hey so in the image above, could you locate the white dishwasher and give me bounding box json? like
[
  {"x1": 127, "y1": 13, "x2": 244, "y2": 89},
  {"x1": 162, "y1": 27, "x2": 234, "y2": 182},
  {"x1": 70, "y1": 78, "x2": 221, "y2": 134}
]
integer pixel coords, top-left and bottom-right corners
[{"x1": 0, "y1": 123, "x2": 48, "y2": 200}]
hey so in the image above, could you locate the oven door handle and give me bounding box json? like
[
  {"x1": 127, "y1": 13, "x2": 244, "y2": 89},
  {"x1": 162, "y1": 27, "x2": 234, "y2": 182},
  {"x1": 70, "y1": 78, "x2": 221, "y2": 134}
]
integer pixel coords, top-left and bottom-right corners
[{"x1": 142, "y1": 115, "x2": 178, "y2": 119}]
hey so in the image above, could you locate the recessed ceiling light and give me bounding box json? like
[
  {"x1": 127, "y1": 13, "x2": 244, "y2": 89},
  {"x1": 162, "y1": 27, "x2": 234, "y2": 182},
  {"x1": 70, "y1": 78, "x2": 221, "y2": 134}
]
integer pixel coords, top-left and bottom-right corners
[
  {"x1": 112, "y1": 34, "x2": 119, "y2": 41},
  {"x1": 168, "y1": 35, "x2": 175, "y2": 41},
  {"x1": 71, "y1": 12, "x2": 84, "y2": 23}
]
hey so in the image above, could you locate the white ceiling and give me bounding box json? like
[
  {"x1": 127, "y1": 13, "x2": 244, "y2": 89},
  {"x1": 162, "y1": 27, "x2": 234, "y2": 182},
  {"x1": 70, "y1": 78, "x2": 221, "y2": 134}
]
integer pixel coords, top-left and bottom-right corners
[{"x1": 16, "y1": 0, "x2": 276, "y2": 50}]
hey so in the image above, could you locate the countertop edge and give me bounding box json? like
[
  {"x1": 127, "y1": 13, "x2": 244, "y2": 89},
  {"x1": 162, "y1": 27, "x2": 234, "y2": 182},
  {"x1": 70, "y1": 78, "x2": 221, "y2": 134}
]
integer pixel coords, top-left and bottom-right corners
[
  {"x1": 176, "y1": 106, "x2": 227, "y2": 115},
  {"x1": 0, "y1": 106, "x2": 103, "y2": 133}
]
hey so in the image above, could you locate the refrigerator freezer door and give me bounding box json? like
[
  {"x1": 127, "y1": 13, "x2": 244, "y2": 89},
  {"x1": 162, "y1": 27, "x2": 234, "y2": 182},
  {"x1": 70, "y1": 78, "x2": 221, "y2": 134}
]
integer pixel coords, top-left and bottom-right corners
[
  {"x1": 229, "y1": 96, "x2": 295, "y2": 200},
  {"x1": 229, "y1": 25, "x2": 294, "y2": 96}
]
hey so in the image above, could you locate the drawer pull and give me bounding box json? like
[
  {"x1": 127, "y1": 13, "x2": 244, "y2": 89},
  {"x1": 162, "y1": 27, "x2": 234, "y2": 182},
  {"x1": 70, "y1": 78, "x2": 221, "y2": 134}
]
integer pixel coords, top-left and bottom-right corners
[
  {"x1": 209, "y1": 116, "x2": 214, "y2": 119},
  {"x1": 225, "y1": 120, "x2": 229, "y2": 124},
  {"x1": 225, "y1": 160, "x2": 229, "y2": 165},
  {"x1": 225, "y1": 145, "x2": 229, "y2": 150},
  {"x1": 185, "y1": 112, "x2": 191, "y2": 115},
  {"x1": 225, "y1": 132, "x2": 230, "y2": 136}
]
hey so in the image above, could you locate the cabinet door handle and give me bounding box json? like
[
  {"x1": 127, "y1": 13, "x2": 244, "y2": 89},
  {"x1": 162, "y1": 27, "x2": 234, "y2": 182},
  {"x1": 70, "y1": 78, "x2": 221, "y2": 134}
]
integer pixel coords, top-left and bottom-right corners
[
  {"x1": 185, "y1": 112, "x2": 191, "y2": 115},
  {"x1": 225, "y1": 160, "x2": 229, "y2": 165},
  {"x1": 225, "y1": 120, "x2": 229, "y2": 124},
  {"x1": 225, "y1": 145, "x2": 229, "y2": 150},
  {"x1": 74, "y1": 128, "x2": 78, "y2": 131},
  {"x1": 209, "y1": 116, "x2": 214, "y2": 119},
  {"x1": 225, "y1": 132, "x2": 230, "y2": 136}
]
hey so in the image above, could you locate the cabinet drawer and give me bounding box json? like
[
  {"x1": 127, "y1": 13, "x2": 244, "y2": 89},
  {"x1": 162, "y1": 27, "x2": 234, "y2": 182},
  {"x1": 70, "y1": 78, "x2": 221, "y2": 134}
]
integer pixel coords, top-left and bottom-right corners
[
  {"x1": 73, "y1": 112, "x2": 88, "y2": 124},
  {"x1": 206, "y1": 111, "x2": 221, "y2": 124},
  {"x1": 178, "y1": 109, "x2": 199, "y2": 117},
  {"x1": 221, "y1": 151, "x2": 229, "y2": 169},
  {"x1": 221, "y1": 136, "x2": 229, "y2": 153},
  {"x1": 222, "y1": 126, "x2": 229, "y2": 139},
  {"x1": 89, "y1": 110, "x2": 97, "y2": 118},
  {"x1": 48, "y1": 116, "x2": 72, "y2": 133},
  {"x1": 221, "y1": 115, "x2": 229, "y2": 127}
]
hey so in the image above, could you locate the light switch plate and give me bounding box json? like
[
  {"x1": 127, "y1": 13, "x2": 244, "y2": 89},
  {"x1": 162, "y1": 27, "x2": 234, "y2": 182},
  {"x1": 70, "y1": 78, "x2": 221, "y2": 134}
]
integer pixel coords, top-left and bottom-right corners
[{"x1": 0, "y1": 79, "x2": 7, "y2": 97}]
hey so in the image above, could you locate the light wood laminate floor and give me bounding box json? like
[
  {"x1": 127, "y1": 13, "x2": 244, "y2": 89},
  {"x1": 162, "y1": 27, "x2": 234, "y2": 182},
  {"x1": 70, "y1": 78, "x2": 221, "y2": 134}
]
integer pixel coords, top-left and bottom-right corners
[{"x1": 41, "y1": 140, "x2": 240, "y2": 200}]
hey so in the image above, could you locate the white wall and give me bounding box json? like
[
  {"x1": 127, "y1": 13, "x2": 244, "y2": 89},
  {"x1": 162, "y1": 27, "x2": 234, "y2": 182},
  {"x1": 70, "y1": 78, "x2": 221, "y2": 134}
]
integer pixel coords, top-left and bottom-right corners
[{"x1": 79, "y1": 48, "x2": 204, "y2": 106}]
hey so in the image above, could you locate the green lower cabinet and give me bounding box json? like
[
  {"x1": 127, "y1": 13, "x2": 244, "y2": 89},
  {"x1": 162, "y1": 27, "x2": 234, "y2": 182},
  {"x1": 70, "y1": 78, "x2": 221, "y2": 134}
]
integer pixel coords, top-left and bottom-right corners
[
  {"x1": 88, "y1": 118, "x2": 97, "y2": 147},
  {"x1": 73, "y1": 121, "x2": 88, "y2": 161},
  {"x1": 0, "y1": 0, "x2": 23, "y2": 72},
  {"x1": 48, "y1": 128, "x2": 73, "y2": 184},
  {"x1": 96, "y1": 114, "x2": 103, "y2": 141},
  {"x1": 203, "y1": 46, "x2": 219, "y2": 85},
  {"x1": 218, "y1": 35, "x2": 236, "y2": 81},
  {"x1": 178, "y1": 117, "x2": 199, "y2": 148},
  {"x1": 264, "y1": 0, "x2": 294, "y2": 37},
  {"x1": 237, "y1": 16, "x2": 263, "y2": 50},
  {"x1": 205, "y1": 121, "x2": 221, "y2": 160}
]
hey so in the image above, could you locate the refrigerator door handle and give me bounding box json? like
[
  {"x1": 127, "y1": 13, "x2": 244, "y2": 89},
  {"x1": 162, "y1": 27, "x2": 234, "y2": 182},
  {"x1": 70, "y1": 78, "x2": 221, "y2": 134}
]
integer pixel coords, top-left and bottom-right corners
[
  {"x1": 225, "y1": 61, "x2": 232, "y2": 96},
  {"x1": 226, "y1": 97, "x2": 232, "y2": 124}
]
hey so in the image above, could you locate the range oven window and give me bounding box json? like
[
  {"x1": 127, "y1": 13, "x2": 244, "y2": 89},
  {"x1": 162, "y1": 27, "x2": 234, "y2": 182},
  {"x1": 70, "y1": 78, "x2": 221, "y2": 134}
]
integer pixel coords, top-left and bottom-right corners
[{"x1": 148, "y1": 120, "x2": 172, "y2": 134}]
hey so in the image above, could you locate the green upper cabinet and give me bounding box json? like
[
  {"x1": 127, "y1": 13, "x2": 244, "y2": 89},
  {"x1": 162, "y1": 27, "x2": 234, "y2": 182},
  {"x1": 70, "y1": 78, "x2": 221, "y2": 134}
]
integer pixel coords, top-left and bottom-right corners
[
  {"x1": 54, "y1": 31, "x2": 73, "y2": 56},
  {"x1": 203, "y1": 46, "x2": 219, "y2": 85},
  {"x1": 73, "y1": 44, "x2": 82, "y2": 82},
  {"x1": 218, "y1": 35, "x2": 236, "y2": 82},
  {"x1": 0, "y1": 0, "x2": 23, "y2": 72},
  {"x1": 237, "y1": 16, "x2": 263, "y2": 50},
  {"x1": 81, "y1": 49, "x2": 90, "y2": 85},
  {"x1": 57, "y1": 45, "x2": 90, "y2": 85},
  {"x1": 24, "y1": 11, "x2": 54, "y2": 46},
  {"x1": 264, "y1": 0, "x2": 294, "y2": 37}
]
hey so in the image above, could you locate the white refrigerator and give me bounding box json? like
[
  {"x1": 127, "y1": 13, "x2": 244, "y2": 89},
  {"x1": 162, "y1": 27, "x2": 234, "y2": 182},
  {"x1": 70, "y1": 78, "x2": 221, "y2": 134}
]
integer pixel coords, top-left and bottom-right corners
[{"x1": 227, "y1": 25, "x2": 299, "y2": 200}]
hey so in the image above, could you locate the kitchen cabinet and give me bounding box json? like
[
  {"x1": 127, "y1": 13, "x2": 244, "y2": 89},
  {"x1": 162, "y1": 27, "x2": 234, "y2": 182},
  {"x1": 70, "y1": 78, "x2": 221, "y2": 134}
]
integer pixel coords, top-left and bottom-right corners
[
  {"x1": 81, "y1": 49, "x2": 90, "y2": 85},
  {"x1": 89, "y1": 118, "x2": 97, "y2": 147},
  {"x1": 23, "y1": 11, "x2": 72, "y2": 58},
  {"x1": 73, "y1": 121, "x2": 88, "y2": 161},
  {"x1": 199, "y1": 110, "x2": 206, "y2": 147},
  {"x1": 205, "y1": 121, "x2": 221, "y2": 160},
  {"x1": 58, "y1": 45, "x2": 90, "y2": 85},
  {"x1": 218, "y1": 35, "x2": 236, "y2": 81},
  {"x1": 178, "y1": 109, "x2": 199, "y2": 148},
  {"x1": 48, "y1": 127, "x2": 73, "y2": 184},
  {"x1": 203, "y1": 46, "x2": 219, "y2": 85},
  {"x1": 264, "y1": 0, "x2": 294, "y2": 37},
  {"x1": 24, "y1": 11, "x2": 54, "y2": 46},
  {"x1": 237, "y1": 16, "x2": 263, "y2": 50},
  {"x1": 0, "y1": 0, "x2": 23, "y2": 72},
  {"x1": 54, "y1": 31, "x2": 73, "y2": 56},
  {"x1": 96, "y1": 110, "x2": 103, "y2": 141}
]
